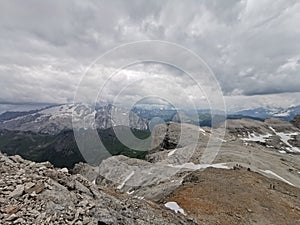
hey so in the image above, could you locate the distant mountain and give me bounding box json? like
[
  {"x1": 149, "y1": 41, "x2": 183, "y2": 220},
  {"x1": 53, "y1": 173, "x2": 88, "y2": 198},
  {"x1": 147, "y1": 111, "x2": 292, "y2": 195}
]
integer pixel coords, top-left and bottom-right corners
[
  {"x1": 0, "y1": 102, "x2": 53, "y2": 114},
  {"x1": 0, "y1": 109, "x2": 39, "y2": 122},
  {"x1": 1, "y1": 103, "x2": 299, "y2": 135},
  {"x1": 233, "y1": 105, "x2": 300, "y2": 121},
  {"x1": 132, "y1": 107, "x2": 176, "y2": 121},
  {"x1": 0, "y1": 103, "x2": 148, "y2": 135},
  {"x1": 0, "y1": 103, "x2": 150, "y2": 167}
]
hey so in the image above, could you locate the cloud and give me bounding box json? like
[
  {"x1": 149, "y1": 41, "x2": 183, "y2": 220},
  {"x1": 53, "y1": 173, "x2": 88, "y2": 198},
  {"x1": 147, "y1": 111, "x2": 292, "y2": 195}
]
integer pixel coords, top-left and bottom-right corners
[{"x1": 0, "y1": 0, "x2": 299, "y2": 110}]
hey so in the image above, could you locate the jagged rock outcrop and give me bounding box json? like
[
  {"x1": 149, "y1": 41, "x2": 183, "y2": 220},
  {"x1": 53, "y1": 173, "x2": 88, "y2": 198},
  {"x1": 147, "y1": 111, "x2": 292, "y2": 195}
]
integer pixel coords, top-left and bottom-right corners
[{"x1": 0, "y1": 153, "x2": 197, "y2": 225}]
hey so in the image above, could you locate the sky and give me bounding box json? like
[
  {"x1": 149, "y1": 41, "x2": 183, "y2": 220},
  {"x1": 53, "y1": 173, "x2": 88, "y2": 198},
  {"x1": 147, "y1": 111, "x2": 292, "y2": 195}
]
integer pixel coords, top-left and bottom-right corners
[{"x1": 0, "y1": 0, "x2": 300, "y2": 111}]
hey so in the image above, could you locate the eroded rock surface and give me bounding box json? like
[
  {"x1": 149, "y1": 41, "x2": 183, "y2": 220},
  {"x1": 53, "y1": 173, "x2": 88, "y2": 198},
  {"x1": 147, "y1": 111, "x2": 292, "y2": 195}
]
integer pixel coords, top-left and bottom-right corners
[{"x1": 0, "y1": 153, "x2": 197, "y2": 225}]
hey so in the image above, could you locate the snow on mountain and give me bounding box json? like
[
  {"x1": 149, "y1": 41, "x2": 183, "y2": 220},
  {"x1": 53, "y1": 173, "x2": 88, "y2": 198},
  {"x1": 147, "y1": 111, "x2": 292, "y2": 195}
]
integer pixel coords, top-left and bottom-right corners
[
  {"x1": 0, "y1": 103, "x2": 148, "y2": 134},
  {"x1": 234, "y1": 105, "x2": 300, "y2": 120}
]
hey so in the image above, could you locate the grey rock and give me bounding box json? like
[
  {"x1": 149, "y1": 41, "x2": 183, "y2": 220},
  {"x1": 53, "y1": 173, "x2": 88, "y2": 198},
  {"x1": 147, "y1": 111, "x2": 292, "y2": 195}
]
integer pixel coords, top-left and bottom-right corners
[
  {"x1": 9, "y1": 185, "x2": 24, "y2": 198},
  {"x1": 75, "y1": 180, "x2": 92, "y2": 196},
  {"x1": 71, "y1": 162, "x2": 99, "y2": 182},
  {"x1": 0, "y1": 153, "x2": 196, "y2": 225}
]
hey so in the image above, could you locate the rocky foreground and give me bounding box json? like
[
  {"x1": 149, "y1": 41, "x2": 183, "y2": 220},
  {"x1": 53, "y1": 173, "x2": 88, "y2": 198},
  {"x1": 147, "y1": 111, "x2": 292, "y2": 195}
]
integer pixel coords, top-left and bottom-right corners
[
  {"x1": 0, "y1": 153, "x2": 195, "y2": 225},
  {"x1": 2, "y1": 153, "x2": 300, "y2": 225}
]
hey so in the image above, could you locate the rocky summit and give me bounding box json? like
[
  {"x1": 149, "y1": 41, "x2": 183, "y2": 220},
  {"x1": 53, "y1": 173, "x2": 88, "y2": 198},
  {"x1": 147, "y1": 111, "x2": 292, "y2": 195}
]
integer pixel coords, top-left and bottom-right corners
[{"x1": 0, "y1": 153, "x2": 196, "y2": 225}]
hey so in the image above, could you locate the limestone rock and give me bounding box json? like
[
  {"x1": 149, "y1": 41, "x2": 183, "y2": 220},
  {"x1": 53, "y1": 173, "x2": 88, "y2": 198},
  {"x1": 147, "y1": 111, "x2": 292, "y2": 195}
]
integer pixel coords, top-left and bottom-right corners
[
  {"x1": 9, "y1": 185, "x2": 24, "y2": 198},
  {"x1": 0, "y1": 153, "x2": 196, "y2": 225}
]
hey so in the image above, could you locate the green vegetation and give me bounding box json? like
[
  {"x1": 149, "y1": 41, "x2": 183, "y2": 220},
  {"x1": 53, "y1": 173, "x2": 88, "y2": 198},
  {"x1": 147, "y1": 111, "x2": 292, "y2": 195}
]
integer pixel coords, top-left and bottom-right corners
[
  {"x1": 98, "y1": 127, "x2": 151, "y2": 159},
  {"x1": 0, "y1": 127, "x2": 151, "y2": 168}
]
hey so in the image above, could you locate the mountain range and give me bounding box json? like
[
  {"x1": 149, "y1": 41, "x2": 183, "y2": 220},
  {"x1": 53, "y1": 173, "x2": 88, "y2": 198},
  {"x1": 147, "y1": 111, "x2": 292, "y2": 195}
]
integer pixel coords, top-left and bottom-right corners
[
  {"x1": 3, "y1": 114, "x2": 300, "y2": 224},
  {"x1": 235, "y1": 105, "x2": 300, "y2": 121},
  {"x1": 0, "y1": 103, "x2": 300, "y2": 168},
  {"x1": 0, "y1": 104, "x2": 148, "y2": 135},
  {"x1": 0, "y1": 103, "x2": 299, "y2": 134}
]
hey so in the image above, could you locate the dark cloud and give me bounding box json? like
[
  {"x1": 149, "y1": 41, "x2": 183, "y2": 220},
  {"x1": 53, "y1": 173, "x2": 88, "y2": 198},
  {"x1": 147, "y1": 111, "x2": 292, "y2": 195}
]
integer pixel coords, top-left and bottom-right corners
[{"x1": 0, "y1": 0, "x2": 299, "y2": 110}]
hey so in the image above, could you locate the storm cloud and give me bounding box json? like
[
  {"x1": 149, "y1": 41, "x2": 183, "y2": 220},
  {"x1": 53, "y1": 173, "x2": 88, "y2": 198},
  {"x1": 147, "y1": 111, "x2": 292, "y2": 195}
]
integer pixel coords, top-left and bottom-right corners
[{"x1": 0, "y1": 0, "x2": 299, "y2": 110}]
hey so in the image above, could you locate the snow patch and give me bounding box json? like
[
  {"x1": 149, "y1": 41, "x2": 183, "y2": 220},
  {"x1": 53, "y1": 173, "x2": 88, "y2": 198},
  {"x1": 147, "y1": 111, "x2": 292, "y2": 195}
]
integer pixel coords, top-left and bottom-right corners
[
  {"x1": 126, "y1": 190, "x2": 134, "y2": 195},
  {"x1": 278, "y1": 150, "x2": 287, "y2": 154},
  {"x1": 3, "y1": 113, "x2": 38, "y2": 123},
  {"x1": 269, "y1": 127, "x2": 300, "y2": 153},
  {"x1": 273, "y1": 110, "x2": 290, "y2": 117},
  {"x1": 117, "y1": 171, "x2": 135, "y2": 190},
  {"x1": 241, "y1": 132, "x2": 272, "y2": 143},
  {"x1": 164, "y1": 202, "x2": 186, "y2": 215},
  {"x1": 40, "y1": 104, "x2": 75, "y2": 116},
  {"x1": 168, "y1": 149, "x2": 177, "y2": 157},
  {"x1": 260, "y1": 170, "x2": 294, "y2": 186},
  {"x1": 218, "y1": 138, "x2": 227, "y2": 143},
  {"x1": 198, "y1": 127, "x2": 206, "y2": 133}
]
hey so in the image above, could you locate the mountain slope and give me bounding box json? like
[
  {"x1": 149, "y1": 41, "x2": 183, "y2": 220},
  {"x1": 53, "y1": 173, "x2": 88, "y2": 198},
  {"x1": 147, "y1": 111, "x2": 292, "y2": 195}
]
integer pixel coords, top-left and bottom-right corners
[{"x1": 0, "y1": 127, "x2": 150, "y2": 168}]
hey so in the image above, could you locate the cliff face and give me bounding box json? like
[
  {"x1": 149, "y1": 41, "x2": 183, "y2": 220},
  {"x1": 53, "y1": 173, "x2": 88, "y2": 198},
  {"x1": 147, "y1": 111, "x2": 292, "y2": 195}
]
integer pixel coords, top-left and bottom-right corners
[{"x1": 0, "y1": 153, "x2": 196, "y2": 225}]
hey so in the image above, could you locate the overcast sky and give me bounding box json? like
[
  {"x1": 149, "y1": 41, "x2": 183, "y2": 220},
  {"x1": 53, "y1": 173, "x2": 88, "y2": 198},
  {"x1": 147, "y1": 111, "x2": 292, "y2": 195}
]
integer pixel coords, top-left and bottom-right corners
[{"x1": 0, "y1": 0, "x2": 300, "y2": 111}]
